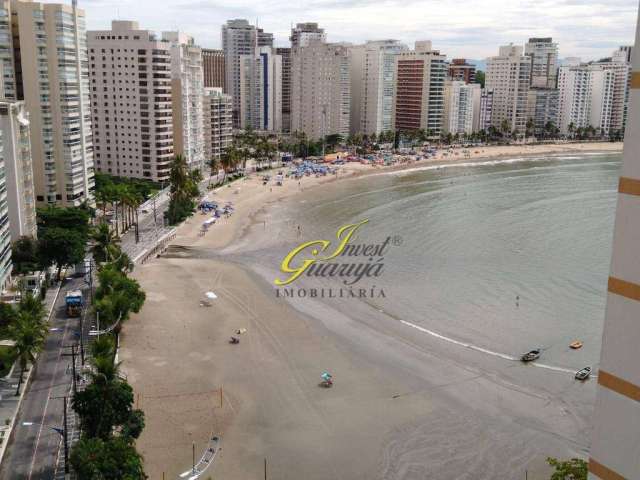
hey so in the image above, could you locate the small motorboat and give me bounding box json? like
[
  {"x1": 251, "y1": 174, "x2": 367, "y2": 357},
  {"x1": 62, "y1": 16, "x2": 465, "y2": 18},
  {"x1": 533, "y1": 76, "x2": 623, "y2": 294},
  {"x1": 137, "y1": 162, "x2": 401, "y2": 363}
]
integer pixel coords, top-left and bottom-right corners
[
  {"x1": 569, "y1": 340, "x2": 583, "y2": 349},
  {"x1": 575, "y1": 366, "x2": 592, "y2": 381},
  {"x1": 229, "y1": 336, "x2": 239, "y2": 344},
  {"x1": 520, "y1": 349, "x2": 541, "y2": 362}
]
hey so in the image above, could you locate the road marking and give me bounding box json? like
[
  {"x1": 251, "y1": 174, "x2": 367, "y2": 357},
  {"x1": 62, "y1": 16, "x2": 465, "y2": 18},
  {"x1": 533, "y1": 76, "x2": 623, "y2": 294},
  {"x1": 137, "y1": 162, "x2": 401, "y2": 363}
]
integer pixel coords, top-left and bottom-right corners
[{"x1": 27, "y1": 283, "x2": 69, "y2": 480}]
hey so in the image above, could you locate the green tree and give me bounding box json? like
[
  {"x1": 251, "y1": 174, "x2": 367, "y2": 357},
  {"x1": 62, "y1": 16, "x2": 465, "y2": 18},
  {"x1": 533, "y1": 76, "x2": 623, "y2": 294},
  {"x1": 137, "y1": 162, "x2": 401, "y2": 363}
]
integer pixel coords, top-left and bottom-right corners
[
  {"x1": 9, "y1": 306, "x2": 48, "y2": 395},
  {"x1": 12, "y1": 237, "x2": 41, "y2": 275},
  {"x1": 0, "y1": 303, "x2": 17, "y2": 337},
  {"x1": 547, "y1": 457, "x2": 587, "y2": 480},
  {"x1": 73, "y1": 365, "x2": 144, "y2": 439},
  {"x1": 38, "y1": 227, "x2": 86, "y2": 280},
  {"x1": 526, "y1": 117, "x2": 535, "y2": 137},
  {"x1": 500, "y1": 119, "x2": 511, "y2": 137},
  {"x1": 475, "y1": 70, "x2": 485, "y2": 88},
  {"x1": 70, "y1": 436, "x2": 146, "y2": 480},
  {"x1": 90, "y1": 224, "x2": 121, "y2": 265},
  {"x1": 166, "y1": 155, "x2": 199, "y2": 225},
  {"x1": 37, "y1": 206, "x2": 90, "y2": 239}
]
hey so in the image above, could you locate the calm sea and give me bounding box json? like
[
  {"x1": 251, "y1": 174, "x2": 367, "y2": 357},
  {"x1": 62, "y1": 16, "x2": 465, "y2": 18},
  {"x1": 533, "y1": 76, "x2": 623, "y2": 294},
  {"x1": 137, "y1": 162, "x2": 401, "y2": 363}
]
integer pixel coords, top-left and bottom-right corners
[{"x1": 266, "y1": 152, "x2": 622, "y2": 369}]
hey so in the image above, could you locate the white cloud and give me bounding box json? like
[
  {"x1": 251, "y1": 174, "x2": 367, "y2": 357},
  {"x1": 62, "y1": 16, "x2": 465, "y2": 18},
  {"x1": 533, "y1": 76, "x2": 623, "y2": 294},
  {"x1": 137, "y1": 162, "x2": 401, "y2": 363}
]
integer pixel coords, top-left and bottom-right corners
[{"x1": 63, "y1": 0, "x2": 637, "y2": 61}]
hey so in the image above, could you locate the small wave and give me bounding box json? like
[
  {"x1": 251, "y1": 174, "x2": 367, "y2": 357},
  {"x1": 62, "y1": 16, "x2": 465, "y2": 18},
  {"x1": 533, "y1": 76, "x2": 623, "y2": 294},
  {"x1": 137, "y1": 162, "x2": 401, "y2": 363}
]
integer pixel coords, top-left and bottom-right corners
[{"x1": 399, "y1": 319, "x2": 587, "y2": 375}]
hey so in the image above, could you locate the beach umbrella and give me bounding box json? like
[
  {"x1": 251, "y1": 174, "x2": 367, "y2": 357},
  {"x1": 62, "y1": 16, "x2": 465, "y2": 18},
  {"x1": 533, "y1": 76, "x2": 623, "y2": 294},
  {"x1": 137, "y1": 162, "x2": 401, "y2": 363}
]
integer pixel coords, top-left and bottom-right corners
[{"x1": 205, "y1": 291, "x2": 217, "y2": 300}]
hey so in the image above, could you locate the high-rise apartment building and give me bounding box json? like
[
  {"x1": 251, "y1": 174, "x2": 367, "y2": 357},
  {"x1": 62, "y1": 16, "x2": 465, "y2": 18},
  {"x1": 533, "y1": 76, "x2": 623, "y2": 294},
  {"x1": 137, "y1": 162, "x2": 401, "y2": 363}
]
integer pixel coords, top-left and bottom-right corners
[
  {"x1": 525, "y1": 37, "x2": 558, "y2": 88},
  {"x1": 239, "y1": 46, "x2": 282, "y2": 132},
  {"x1": 290, "y1": 23, "x2": 326, "y2": 49},
  {"x1": 276, "y1": 47, "x2": 291, "y2": 132},
  {"x1": 0, "y1": 1, "x2": 16, "y2": 100},
  {"x1": 485, "y1": 44, "x2": 531, "y2": 134},
  {"x1": 448, "y1": 58, "x2": 476, "y2": 84},
  {"x1": 202, "y1": 87, "x2": 232, "y2": 164},
  {"x1": 202, "y1": 48, "x2": 225, "y2": 89},
  {"x1": 587, "y1": 8, "x2": 640, "y2": 480},
  {"x1": 87, "y1": 20, "x2": 173, "y2": 181},
  {"x1": 479, "y1": 89, "x2": 494, "y2": 132},
  {"x1": 593, "y1": 52, "x2": 631, "y2": 135},
  {"x1": 526, "y1": 88, "x2": 559, "y2": 135},
  {"x1": 617, "y1": 45, "x2": 633, "y2": 63},
  {"x1": 393, "y1": 41, "x2": 447, "y2": 134},
  {"x1": 12, "y1": 0, "x2": 94, "y2": 205},
  {"x1": 0, "y1": 125, "x2": 10, "y2": 290},
  {"x1": 222, "y1": 19, "x2": 273, "y2": 128},
  {"x1": 442, "y1": 80, "x2": 481, "y2": 135},
  {"x1": 163, "y1": 31, "x2": 205, "y2": 172},
  {"x1": 350, "y1": 40, "x2": 407, "y2": 135},
  {"x1": 291, "y1": 40, "x2": 350, "y2": 140},
  {"x1": 558, "y1": 63, "x2": 615, "y2": 135},
  {"x1": 0, "y1": 100, "x2": 36, "y2": 241}
]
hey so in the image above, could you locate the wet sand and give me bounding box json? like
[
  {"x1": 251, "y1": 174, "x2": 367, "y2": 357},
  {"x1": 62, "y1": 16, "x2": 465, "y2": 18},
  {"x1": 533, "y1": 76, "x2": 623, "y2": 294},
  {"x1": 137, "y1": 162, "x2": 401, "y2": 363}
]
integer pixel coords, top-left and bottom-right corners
[{"x1": 120, "y1": 142, "x2": 619, "y2": 479}]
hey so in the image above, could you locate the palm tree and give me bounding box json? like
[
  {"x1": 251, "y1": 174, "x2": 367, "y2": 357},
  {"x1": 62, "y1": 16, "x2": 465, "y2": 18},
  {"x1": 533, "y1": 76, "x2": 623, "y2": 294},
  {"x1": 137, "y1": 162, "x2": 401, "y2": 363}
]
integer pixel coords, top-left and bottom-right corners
[
  {"x1": 526, "y1": 118, "x2": 535, "y2": 138},
  {"x1": 9, "y1": 311, "x2": 48, "y2": 395},
  {"x1": 91, "y1": 223, "x2": 121, "y2": 264},
  {"x1": 500, "y1": 119, "x2": 511, "y2": 138},
  {"x1": 207, "y1": 158, "x2": 219, "y2": 186},
  {"x1": 568, "y1": 122, "x2": 575, "y2": 139}
]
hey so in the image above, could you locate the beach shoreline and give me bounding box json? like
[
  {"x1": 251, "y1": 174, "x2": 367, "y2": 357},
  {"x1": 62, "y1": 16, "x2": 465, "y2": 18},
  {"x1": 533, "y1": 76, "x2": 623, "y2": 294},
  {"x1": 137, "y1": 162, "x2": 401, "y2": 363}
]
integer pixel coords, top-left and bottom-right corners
[{"x1": 120, "y1": 141, "x2": 620, "y2": 479}]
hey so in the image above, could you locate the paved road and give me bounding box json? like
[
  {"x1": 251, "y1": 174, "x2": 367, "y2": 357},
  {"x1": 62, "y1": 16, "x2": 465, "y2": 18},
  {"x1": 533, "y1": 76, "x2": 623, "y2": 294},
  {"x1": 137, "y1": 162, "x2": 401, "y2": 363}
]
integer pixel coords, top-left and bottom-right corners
[{"x1": 0, "y1": 276, "x2": 87, "y2": 480}]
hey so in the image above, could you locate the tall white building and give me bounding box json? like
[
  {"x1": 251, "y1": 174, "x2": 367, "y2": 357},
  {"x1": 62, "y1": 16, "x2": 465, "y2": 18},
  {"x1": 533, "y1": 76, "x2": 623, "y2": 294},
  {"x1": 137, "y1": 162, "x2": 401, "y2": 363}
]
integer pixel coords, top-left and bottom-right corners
[
  {"x1": 221, "y1": 19, "x2": 272, "y2": 128},
  {"x1": 0, "y1": 100, "x2": 36, "y2": 241},
  {"x1": 202, "y1": 87, "x2": 232, "y2": 163},
  {"x1": 350, "y1": 40, "x2": 407, "y2": 136},
  {"x1": 88, "y1": 21, "x2": 174, "y2": 182},
  {"x1": 587, "y1": 7, "x2": 640, "y2": 480},
  {"x1": 12, "y1": 0, "x2": 94, "y2": 206},
  {"x1": 239, "y1": 46, "x2": 282, "y2": 132},
  {"x1": 0, "y1": 125, "x2": 10, "y2": 289},
  {"x1": 442, "y1": 80, "x2": 481, "y2": 135},
  {"x1": 525, "y1": 37, "x2": 558, "y2": 88},
  {"x1": 291, "y1": 40, "x2": 350, "y2": 140},
  {"x1": 0, "y1": 1, "x2": 16, "y2": 101},
  {"x1": 593, "y1": 51, "x2": 631, "y2": 135},
  {"x1": 558, "y1": 63, "x2": 615, "y2": 135},
  {"x1": 485, "y1": 44, "x2": 532, "y2": 134},
  {"x1": 162, "y1": 31, "x2": 205, "y2": 172},
  {"x1": 393, "y1": 41, "x2": 447, "y2": 135}
]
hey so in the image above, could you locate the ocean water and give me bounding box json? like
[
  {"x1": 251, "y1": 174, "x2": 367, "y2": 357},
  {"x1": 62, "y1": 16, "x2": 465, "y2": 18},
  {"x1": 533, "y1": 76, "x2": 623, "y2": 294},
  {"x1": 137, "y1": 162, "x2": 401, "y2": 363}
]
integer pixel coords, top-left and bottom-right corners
[{"x1": 274, "y1": 152, "x2": 622, "y2": 370}]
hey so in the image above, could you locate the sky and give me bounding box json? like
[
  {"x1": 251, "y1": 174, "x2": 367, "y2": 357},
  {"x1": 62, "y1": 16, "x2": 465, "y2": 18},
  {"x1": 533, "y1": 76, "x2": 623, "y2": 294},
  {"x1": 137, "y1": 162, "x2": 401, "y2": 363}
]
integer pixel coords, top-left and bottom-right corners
[{"x1": 64, "y1": 0, "x2": 637, "y2": 61}]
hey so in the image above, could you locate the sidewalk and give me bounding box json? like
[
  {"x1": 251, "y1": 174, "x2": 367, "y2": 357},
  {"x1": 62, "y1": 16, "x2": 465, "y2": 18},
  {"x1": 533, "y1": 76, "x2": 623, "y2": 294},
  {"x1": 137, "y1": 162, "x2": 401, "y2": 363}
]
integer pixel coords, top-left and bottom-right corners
[{"x1": 0, "y1": 282, "x2": 62, "y2": 466}]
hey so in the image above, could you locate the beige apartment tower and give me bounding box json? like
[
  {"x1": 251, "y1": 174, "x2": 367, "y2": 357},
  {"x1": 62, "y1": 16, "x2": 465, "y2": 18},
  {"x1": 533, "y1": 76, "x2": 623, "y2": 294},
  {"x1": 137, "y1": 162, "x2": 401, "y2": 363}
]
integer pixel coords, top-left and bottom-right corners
[
  {"x1": 291, "y1": 40, "x2": 350, "y2": 140},
  {"x1": 485, "y1": 44, "x2": 532, "y2": 134},
  {"x1": 12, "y1": 0, "x2": 94, "y2": 206},
  {"x1": 88, "y1": 21, "x2": 173, "y2": 182},
  {"x1": 202, "y1": 87, "x2": 232, "y2": 163},
  {"x1": 588, "y1": 4, "x2": 640, "y2": 479}
]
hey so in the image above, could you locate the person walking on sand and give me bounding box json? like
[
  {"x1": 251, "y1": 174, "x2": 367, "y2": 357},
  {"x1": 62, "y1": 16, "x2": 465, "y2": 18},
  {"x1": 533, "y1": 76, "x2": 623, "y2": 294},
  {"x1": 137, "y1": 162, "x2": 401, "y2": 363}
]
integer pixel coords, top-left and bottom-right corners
[{"x1": 297, "y1": 225, "x2": 301, "y2": 237}]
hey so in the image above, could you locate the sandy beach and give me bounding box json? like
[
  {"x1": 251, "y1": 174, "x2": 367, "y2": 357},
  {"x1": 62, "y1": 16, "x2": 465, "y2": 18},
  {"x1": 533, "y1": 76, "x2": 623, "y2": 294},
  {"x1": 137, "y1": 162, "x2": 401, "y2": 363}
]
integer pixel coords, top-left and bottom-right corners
[{"x1": 119, "y1": 141, "x2": 621, "y2": 479}]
